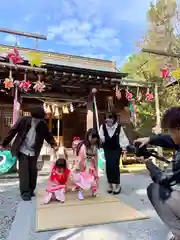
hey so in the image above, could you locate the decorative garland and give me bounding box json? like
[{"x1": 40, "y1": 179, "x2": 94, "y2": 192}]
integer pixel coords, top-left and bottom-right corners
[
  {"x1": 43, "y1": 103, "x2": 74, "y2": 115},
  {"x1": 0, "y1": 48, "x2": 46, "y2": 93},
  {"x1": 3, "y1": 70, "x2": 46, "y2": 93},
  {"x1": 6, "y1": 47, "x2": 44, "y2": 67},
  {"x1": 115, "y1": 85, "x2": 154, "y2": 102},
  {"x1": 160, "y1": 67, "x2": 180, "y2": 82}
]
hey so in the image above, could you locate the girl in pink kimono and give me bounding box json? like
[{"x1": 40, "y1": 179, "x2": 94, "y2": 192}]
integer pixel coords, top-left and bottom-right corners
[{"x1": 73, "y1": 129, "x2": 100, "y2": 200}]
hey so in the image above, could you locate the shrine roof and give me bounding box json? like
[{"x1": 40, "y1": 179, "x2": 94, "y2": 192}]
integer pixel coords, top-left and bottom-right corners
[{"x1": 0, "y1": 44, "x2": 117, "y2": 72}]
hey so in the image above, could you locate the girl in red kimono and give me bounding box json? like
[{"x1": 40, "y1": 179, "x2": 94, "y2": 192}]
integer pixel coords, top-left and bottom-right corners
[
  {"x1": 43, "y1": 158, "x2": 70, "y2": 204},
  {"x1": 74, "y1": 129, "x2": 100, "y2": 200}
]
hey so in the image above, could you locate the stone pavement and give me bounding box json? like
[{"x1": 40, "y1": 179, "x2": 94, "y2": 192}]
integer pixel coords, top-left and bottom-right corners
[
  {"x1": 6, "y1": 172, "x2": 170, "y2": 240},
  {"x1": 0, "y1": 149, "x2": 77, "y2": 179}
]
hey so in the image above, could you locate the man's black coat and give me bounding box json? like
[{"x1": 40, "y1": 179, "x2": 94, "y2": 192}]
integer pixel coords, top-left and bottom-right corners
[{"x1": 1, "y1": 116, "x2": 56, "y2": 158}]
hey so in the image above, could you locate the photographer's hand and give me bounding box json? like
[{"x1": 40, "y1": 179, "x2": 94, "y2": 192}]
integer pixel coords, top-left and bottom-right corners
[{"x1": 134, "y1": 137, "x2": 150, "y2": 148}]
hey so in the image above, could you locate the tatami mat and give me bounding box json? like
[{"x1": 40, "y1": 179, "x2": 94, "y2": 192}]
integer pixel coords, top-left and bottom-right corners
[{"x1": 36, "y1": 188, "x2": 148, "y2": 232}]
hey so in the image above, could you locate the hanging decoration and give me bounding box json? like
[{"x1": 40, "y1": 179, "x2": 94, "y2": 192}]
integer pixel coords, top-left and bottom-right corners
[
  {"x1": 145, "y1": 87, "x2": 153, "y2": 101},
  {"x1": 19, "y1": 80, "x2": 31, "y2": 92},
  {"x1": 126, "y1": 90, "x2": 133, "y2": 101},
  {"x1": 160, "y1": 69, "x2": 169, "y2": 80},
  {"x1": 19, "y1": 73, "x2": 31, "y2": 92},
  {"x1": 46, "y1": 105, "x2": 51, "y2": 114},
  {"x1": 69, "y1": 103, "x2": 74, "y2": 112},
  {"x1": 4, "y1": 69, "x2": 14, "y2": 89},
  {"x1": 145, "y1": 93, "x2": 154, "y2": 101},
  {"x1": 62, "y1": 105, "x2": 69, "y2": 114},
  {"x1": 33, "y1": 75, "x2": 46, "y2": 92},
  {"x1": 115, "y1": 85, "x2": 121, "y2": 100},
  {"x1": 4, "y1": 78, "x2": 14, "y2": 89},
  {"x1": 7, "y1": 48, "x2": 24, "y2": 64},
  {"x1": 28, "y1": 51, "x2": 44, "y2": 67},
  {"x1": 171, "y1": 70, "x2": 180, "y2": 80},
  {"x1": 54, "y1": 107, "x2": 60, "y2": 117}
]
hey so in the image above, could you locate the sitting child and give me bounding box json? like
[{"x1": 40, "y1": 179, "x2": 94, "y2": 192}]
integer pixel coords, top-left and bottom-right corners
[{"x1": 43, "y1": 158, "x2": 70, "y2": 204}]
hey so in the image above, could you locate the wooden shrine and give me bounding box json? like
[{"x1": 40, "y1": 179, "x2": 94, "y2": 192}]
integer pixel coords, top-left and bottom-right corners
[{"x1": 0, "y1": 44, "x2": 135, "y2": 147}]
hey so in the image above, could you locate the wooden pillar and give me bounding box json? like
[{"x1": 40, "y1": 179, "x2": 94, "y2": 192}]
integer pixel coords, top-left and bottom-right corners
[
  {"x1": 49, "y1": 114, "x2": 52, "y2": 132},
  {"x1": 57, "y1": 117, "x2": 60, "y2": 146},
  {"x1": 86, "y1": 101, "x2": 94, "y2": 131},
  {"x1": 13, "y1": 86, "x2": 21, "y2": 124},
  {"x1": 154, "y1": 84, "x2": 161, "y2": 133},
  {"x1": 154, "y1": 83, "x2": 163, "y2": 167}
]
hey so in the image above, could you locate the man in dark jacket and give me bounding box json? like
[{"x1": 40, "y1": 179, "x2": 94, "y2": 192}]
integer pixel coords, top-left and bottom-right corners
[
  {"x1": 134, "y1": 107, "x2": 180, "y2": 240},
  {"x1": 0, "y1": 106, "x2": 57, "y2": 201}
]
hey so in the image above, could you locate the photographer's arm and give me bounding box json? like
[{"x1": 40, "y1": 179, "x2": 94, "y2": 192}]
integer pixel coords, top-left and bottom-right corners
[{"x1": 149, "y1": 133, "x2": 176, "y2": 149}]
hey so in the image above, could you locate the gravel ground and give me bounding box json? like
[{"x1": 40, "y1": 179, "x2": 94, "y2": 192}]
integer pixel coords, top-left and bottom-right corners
[
  {"x1": 0, "y1": 179, "x2": 20, "y2": 240},
  {"x1": 0, "y1": 150, "x2": 77, "y2": 240},
  {"x1": 0, "y1": 171, "x2": 170, "y2": 240},
  {"x1": 0, "y1": 176, "x2": 49, "y2": 240}
]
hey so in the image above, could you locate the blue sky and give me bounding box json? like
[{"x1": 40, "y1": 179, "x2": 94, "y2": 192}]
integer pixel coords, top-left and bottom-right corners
[{"x1": 0, "y1": 0, "x2": 153, "y2": 67}]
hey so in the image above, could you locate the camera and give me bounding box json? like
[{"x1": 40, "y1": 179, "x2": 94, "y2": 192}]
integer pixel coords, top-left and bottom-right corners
[{"x1": 127, "y1": 142, "x2": 151, "y2": 158}]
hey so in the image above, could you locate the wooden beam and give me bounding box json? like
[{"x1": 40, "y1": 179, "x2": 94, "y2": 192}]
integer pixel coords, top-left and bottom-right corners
[
  {"x1": 142, "y1": 48, "x2": 180, "y2": 59},
  {"x1": 0, "y1": 62, "x2": 47, "y2": 72},
  {"x1": 21, "y1": 92, "x2": 87, "y2": 102},
  {"x1": 0, "y1": 28, "x2": 47, "y2": 40}
]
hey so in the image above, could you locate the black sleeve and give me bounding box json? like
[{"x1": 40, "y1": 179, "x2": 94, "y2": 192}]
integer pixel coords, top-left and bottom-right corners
[
  {"x1": 1, "y1": 117, "x2": 22, "y2": 147},
  {"x1": 149, "y1": 134, "x2": 176, "y2": 149},
  {"x1": 44, "y1": 122, "x2": 57, "y2": 147}
]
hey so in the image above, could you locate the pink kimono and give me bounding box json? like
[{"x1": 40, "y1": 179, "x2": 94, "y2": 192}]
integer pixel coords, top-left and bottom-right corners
[{"x1": 72, "y1": 144, "x2": 99, "y2": 193}]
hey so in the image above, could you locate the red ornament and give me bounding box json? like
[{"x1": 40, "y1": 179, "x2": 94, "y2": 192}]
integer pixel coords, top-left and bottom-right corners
[
  {"x1": 126, "y1": 91, "x2": 133, "y2": 101},
  {"x1": 145, "y1": 93, "x2": 153, "y2": 101},
  {"x1": 19, "y1": 80, "x2": 31, "y2": 92},
  {"x1": 160, "y1": 69, "x2": 169, "y2": 80},
  {"x1": 7, "y1": 48, "x2": 24, "y2": 64}
]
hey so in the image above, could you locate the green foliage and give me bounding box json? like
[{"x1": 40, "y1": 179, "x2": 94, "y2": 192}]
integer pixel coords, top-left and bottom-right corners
[
  {"x1": 120, "y1": 0, "x2": 178, "y2": 136},
  {"x1": 136, "y1": 101, "x2": 156, "y2": 136}
]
